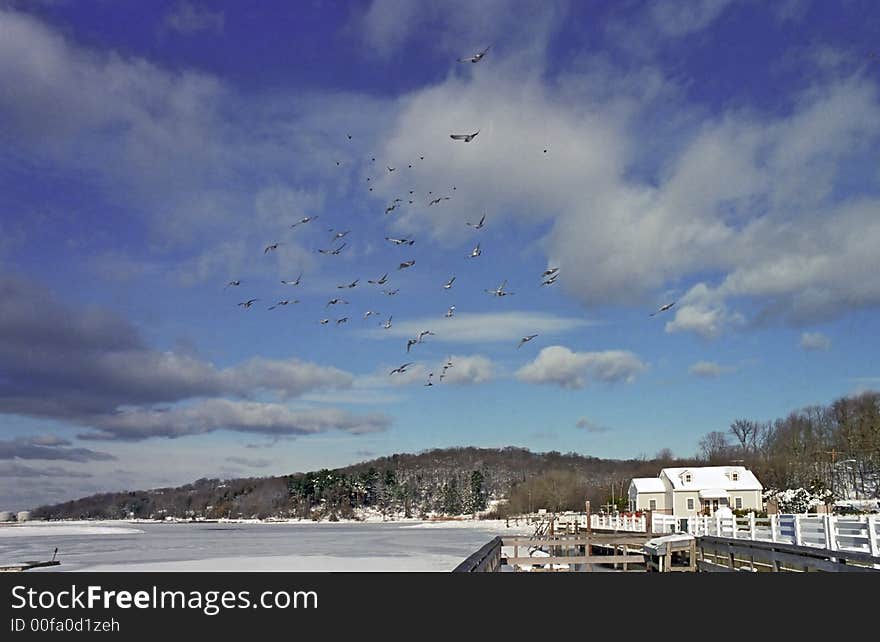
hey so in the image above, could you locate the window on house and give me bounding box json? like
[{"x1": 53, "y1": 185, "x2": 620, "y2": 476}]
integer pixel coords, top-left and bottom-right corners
[
  {"x1": 649, "y1": 499, "x2": 657, "y2": 510},
  {"x1": 684, "y1": 473, "x2": 692, "y2": 483},
  {"x1": 735, "y1": 497, "x2": 743, "y2": 509},
  {"x1": 732, "y1": 472, "x2": 739, "y2": 481},
  {"x1": 687, "y1": 498, "x2": 695, "y2": 511}
]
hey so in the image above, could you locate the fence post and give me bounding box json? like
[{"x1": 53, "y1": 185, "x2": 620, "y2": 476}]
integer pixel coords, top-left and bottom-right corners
[
  {"x1": 823, "y1": 514, "x2": 836, "y2": 551},
  {"x1": 770, "y1": 514, "x2": 778, "y2": 543},
  {"x1": 731, "y1": 516, "x2": 737, "y2": 539},
  {"x1": 715, "y1": 514, "x2": 722, "y2": 538},
  {"x1": 749, "y1": 512, "x2": 756, "y2": 540},
  {"x1": 793, "y1": 515, "x2": 802, "y2": 546},
  {"x1": 866, "y1": 515, "x2": 879, "y2": 557}
]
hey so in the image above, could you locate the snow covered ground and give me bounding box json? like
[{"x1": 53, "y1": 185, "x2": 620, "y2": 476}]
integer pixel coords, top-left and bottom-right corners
[{"x1": 0, "y1": 519, "x2": 531, "y2": 572}]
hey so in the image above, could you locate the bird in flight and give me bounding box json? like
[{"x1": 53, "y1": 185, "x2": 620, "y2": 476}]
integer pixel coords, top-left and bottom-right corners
[
  {"x1": 385, "y1": 237, "x2": 414, "y2": 246},
  {"x1": 387, "y1": 166, "x2": 396, "y2": 172},
  {"x1": 517, "y1": 334, "x2": 538, "y2": 349},
  {"x1": 390, "y1": 362, "x2": 413, "y2": 375},
  {"x1": 238, "y1": 299, "x2": 258, "y2": 308},
  {"x1": 382, "y1": 288, "x2": 400, "y2": 296},
  {"x1": 466, "y1": 214, "x2": 486, "y2": 229},
  {"x1": 268, "y1": 299, "x2": 298, "y2": 310},
  {"x1": 337, "y1": 279, "x2": 359, "y2": 289},
  {"x1": 424, "y1": 373, "x2": 434, "y2": 387},
  {"x1": 445, "y1": 305, "x2": 456, "y2": 318},
  {"x1": 368, "y1": 273, "x2": 389, "y2": 285},
  {"x1": 224, "y1": 280, "x2": 240, "y2": 290},
  {"x1": 542, "y1": 273, "x2": 560, "y2": 286},
  {"x1": 336, "y1": 317, "x2": 349, "y2": 325},
  {"x1": 363, "y1": 310, "x2": 380, "y2": 320},
  {"x1": 264, "y1": 243, "x2": 281, "y2": 254},
  {"x1": 325, "y1": 298, "x2": 348, "y2": 307},
  {"x1": 329, "y1": 229, "x2": 350, "y2": 242},
  {"x1": 469, "y1": 243, "x2": 482, "y2": 258},
  {"x1": 291, "y1": 216, "x2": 317, "y2": 228},
  {"x1": 385, "y1": 203, "x2": 398, "y2": 215},
  {"x1": 650, "y1": 302, "x2": 676, "y2": 317},
  {"x1": 383, "y1": 316, "x2": 393, "y2": 329},
  {"x1": 429, "y1": 196, "x2": 450, "y2": 206},
  {"x1": 318, "y1": 243, "x2": 347, "y2": 255},
  {"x1": 319, "y1": 318, "x2": 330, "y2": 325},
  {"x1": 450, "y1": 130, "x2": 480, "y2": 142},
  {"x1": 443, "y1": 276, "x2": 456, "y2": 290},
  {"x1": 406, "y1": 338, "x2": 418, "y2": 353},
  {"x1": 281, "y1": 274, "x2": 302, "y2": 286},
  {"x1": 458, "y1": 46, "x2": 491, "y2": 63},
  {"x1": 398, "y1": 259, "x2": 416, "y2": 270},
  {"x1": 417, "y1": 330, "x2": 435, "y2": 343},
  {"x1": 486, "y1": 280, "x2": 514, "y2": 297},
  {"x1": 542, "y1": 267, "x2": 560, "y2": 277}
]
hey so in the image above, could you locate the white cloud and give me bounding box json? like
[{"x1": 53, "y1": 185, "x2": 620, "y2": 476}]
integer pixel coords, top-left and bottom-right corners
[
  {"x1": 649, "y1": 0, "x2": 736, "y2": 37},
  {"x1": 361, "y1": 311, "x2": 593, "y2": 344},
  {"x1": 800, "y1": 331, "x2": 830, "y2": 351},
  {"x1": 688, "y1": 360, "x2": 735, "y2": 378},
  {"x1": 516, "y1": 345, "x2": 646, "y2": 389}
]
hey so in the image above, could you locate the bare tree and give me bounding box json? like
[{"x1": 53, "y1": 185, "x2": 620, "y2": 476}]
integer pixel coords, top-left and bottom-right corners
[{"x1": 698, "y1": 431, "x2": 730, "y2": 463}]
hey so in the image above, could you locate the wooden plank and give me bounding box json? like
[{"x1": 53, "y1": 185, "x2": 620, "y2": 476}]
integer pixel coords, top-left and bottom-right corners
[
  {"x1": 505, "y1": 554, "x2": 645, "y2": 566},
  {"x1": 697, "y1": 540, "x2": 879, "y2": 573},
  {"x1": 698, "y1": 535, "x2": 880, "y2": 564}
]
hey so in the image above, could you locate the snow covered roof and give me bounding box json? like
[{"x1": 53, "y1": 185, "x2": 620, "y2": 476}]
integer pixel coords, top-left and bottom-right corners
[
  {"x1": 661, "y1": 466, "x2": 762, "y2": 491},
  {"x1": 630, "y1": 477, "x2": 666, "y2": 493}
]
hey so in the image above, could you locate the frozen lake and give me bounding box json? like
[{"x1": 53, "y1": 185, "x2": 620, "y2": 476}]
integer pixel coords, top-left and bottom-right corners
[{"x1": 0, "y1": 520, "x2": 529, "y2": 572}]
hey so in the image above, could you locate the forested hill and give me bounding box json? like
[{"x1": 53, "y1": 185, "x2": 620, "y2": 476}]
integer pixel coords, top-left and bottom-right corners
[{"x1": 32, "y1": 446, "x2": 686, "y2": 521}]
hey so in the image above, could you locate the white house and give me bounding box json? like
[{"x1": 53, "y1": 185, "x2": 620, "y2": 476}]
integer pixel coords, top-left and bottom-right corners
[{"x1": 628, "y1": 466, "x2": 763, "y2": 516}]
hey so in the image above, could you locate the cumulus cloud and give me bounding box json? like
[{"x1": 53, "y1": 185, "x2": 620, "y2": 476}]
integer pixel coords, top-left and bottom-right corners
[
  {"x1": 371, "y1": 31, "x2": 880, "y2": 336},
  {"x1": 371, "y1": 354, "x2": 494, "y2": 388},
  {"x1": 688, "y1": 360, "x2": 735, "y2": 378},
  {"x1": 575, "y1": 418, "x2": 610, "y2": 433},
  {"x1": 164, "y1": 2, "x2": 225, "y2": 35},
  {"x1": 0, "y1": 275, "x2": 385, "y2": 442},
  {"x1": 362, "y1": 311, "x2": 593, "y2": 343},
  {"x1": 516, "y1": 346, "x2": 646, "y2": 389},
  {"x1": 78, "y1": 399, "x2": 391, "y2": 441},
  {"x1": 800, "y1": 331, "x2": 831, "y2": 351}
]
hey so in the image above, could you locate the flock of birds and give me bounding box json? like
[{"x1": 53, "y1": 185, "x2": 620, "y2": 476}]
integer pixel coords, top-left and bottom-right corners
[{"x1": 224, "y1": 45, "x2": 677, "y2": 385}]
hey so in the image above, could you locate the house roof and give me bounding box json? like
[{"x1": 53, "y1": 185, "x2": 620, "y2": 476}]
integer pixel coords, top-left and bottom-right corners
[
  {"x1": 630, "y1": 477, "x2": 666, "y2": 493},
  {"x1": 661, "y1": 466, "x2": 762, "y2": 491}
]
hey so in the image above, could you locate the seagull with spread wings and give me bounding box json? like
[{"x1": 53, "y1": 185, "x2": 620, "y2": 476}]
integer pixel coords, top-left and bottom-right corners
[
  {"x1": 325, "y1": 298, "x2": 348, "y2": 307},
  {"x1": 368, "y1": 273, "x2": 388, "y2": 285},
  {"x1": 382, "y1": 288, "x2": 400, "y2": 296},
  {"x1": 398, "y1": 259, "x2": 416, "y2": 270},
  {"x1": 443, "y1": 276, "x2": 456, "y2": 290},
  {"x1": 445, "y1": 305, "x2": 456, "y2": 318},
  {"x1": 406, "y1": 338, "x2": 418, "y2": 353},
  {"x1": 466, "y1": 214, "x2": 486, "y2": 229},
  {"x1": 486, "y1": 280, "x2": 514, "y2": 297},
  {"x1": 390, "y1": 362, "x2": 413, "y2": 375},
  {"x1": 264, "y1": 243, "x2": 281, "y2": 254},
  {"x1": 238, "y1": 299, "x2": 258, "y2": 308},
  {"x1": 225, "y1": 280, "x2": 240, "y2": 290},
  {"x1": 450, "y1": 130, "x2": 480, "y2": 142},
  {"x1": 385, "y1": 237, "x2": 415, "y2": 246},
  {"x1": 290, "y1": 216, "x2": 317, "y2": 228},
  {"x1": 337, "y1": 279, "x2": 359, "y2": 289},
  {"x1": 468, "y1": 243, "x2": 482, "y2": 258},
  {"x1": 458, "y1": 45, "x2": 491, "y2": 63},
  {"x1": 517, "y1": 334, "x2": 538, "y2": 349},
  {"x1": 542, "y1": 273, "x2": 560, "y2": 286},
  {"x1": 268, "y1": 299, "x2": 298, "y2": 310},
  {"x1": 281, "y1": 274, "x2": 302, "y2": 286},
  {"x1": 429, "y1": 196, "x2": 450, "y2": 206},
  {"x1": 650, "y1": 301, "x2": 676, "y2": 317},
  {"x1": 383, "y1": 316, "x2": 393, "y2": 329}
]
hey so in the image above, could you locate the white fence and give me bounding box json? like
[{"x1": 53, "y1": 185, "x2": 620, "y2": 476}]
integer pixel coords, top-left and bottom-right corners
[{"x1": 598, "y1": 512, "x2": 880, "y2": 556}]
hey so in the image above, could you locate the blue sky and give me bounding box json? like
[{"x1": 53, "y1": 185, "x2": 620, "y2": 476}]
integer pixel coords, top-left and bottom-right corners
[{"x1": 1, "y1": 0, "x2": 879, "y2": 510}]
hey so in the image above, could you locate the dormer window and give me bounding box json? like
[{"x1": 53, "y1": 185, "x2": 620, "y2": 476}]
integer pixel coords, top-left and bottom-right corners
[
  {"x1": 684, "y1": 473, "x2": 692, "y2": 483},
  {"x1": 731, "y1": 472, "x2": 739, "y2": 482}
]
